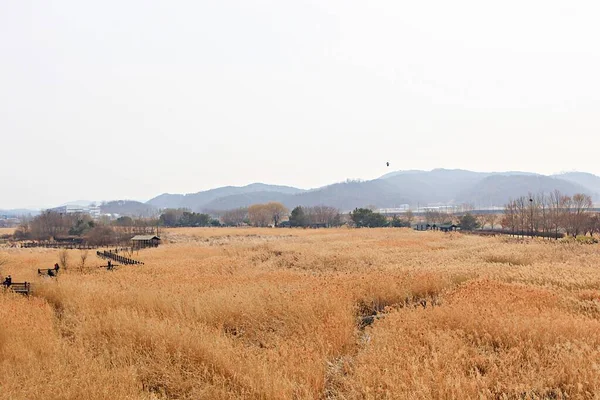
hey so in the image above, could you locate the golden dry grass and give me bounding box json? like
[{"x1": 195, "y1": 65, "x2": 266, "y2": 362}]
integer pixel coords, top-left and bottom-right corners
[
  {"x1": 2, "y1": 228, "x2": 600, "y2": 399},
  {"x1": 0, "y1": 227, "x2": 15, "y2": 236}
]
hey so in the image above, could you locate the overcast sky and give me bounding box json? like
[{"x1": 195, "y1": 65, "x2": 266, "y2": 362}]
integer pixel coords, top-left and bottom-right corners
[{"x1": 1, "y1": 1, "x2": 599, "y2": 209}]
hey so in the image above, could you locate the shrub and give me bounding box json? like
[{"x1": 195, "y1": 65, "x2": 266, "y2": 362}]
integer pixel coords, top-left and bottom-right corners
[
  {"x1": 576, "y1": 235, "x2": 598, "y2": 244},
  {"x1": 350, "y1": 208, "x2": 388, "y2": 228},
  {"x1": 459, "y1": 213, "x2": 479, "y2": 231},
  {"x1": 58, "y1": 249, "x2": 69, "y2": 270}
]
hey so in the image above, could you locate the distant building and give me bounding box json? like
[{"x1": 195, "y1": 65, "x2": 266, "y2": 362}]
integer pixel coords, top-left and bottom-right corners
[
  {"x1": 421, "y1": 205, "x2": 456, "y2": 212},
  {"x1": 377, "y1": 205, "x2": 410, "y2": 214},
  {"x1": 49, "y1": 204, "x2": 102, "y2": 220},
  {"x1": 88, "y1": 205, "x2": 101, "y2": 219},
  {"x1": 50, "y1": 205, "x2": 86, "y2": 214}
]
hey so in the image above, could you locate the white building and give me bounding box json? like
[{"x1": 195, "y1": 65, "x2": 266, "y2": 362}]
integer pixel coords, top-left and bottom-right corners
[
  {"x1": 49, "y1": 204, "x2": 102, "y2": 220},
  {"x1": 377, "y1": 205, "x2": 411, "y2": 214},
  {"x1": 88, "y1": 205, "x2": 101, "y2": 219},
  {"x1": 50, "y1": 205, "x2": 86, "y2": 214}
]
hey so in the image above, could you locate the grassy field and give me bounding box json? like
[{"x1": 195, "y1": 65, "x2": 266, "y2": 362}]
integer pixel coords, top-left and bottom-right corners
[
  {"x1": 0, "y1": 227, "x2": 15, "y2": 236},
  {"x1": 1, "y1": 228, "x2": 600, "y2": 399}
]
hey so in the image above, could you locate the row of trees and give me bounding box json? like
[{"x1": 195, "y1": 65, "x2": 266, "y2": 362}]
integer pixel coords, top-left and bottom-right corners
[
  {"x1": 14, "y1": 211, "x2": 158, "y2": 245},
  {"x1": 347, "y1": 207, "x2": 483, "y2": 231},
  {"x1": 288, "y1": 206, "x2": 343, "y2": 227},
  {"x1": 349, "y1": 208, "x2": 416, "y2": 228},
  {"x1": 426, "y1": 211, "x2": 498, "y2": 230},
  {"x1": 158, "y1": 209, "x2": 220, "y2": 227},
  {"x1": 502, "y1": 191, "x2": 598, "y2": 238},
  {"x1": 15, "y1": 211, "x2": 96, "y2": 240},
  {"x1": 113, "y1": 216, "x2": 160, "y2": 233},
  {"x1": 424, "y1": 210, "x2": 458, "y2": 225}
]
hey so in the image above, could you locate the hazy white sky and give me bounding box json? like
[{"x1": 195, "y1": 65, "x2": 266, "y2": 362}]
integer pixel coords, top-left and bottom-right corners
[{"x1": 2, "y1": 0, "x2": 599, "y2": 209}]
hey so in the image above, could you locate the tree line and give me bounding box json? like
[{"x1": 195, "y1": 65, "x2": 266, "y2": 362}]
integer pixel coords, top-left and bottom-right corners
[
  {"x1": 288, "y1": 206, "x2": 343, "y2": 227},
  {"x1": 210, "y1": 203, "x2": 289, "y2": 227},
  {"x1": 162, "y1": 204, "x2": 481, "y2": 230},
  {"x1": 14, "y1": 211, "x2": 157, "y2": 245},
  {"x1": 158, "y1": 209, "x2": 221, "y2": 227},
  {"x1": 15, "y1": 200, "x2": 538, "y2": 242},
  {"x1": 158, "y1": 203, "x2": 344, "y2": 228},
  {"x1": 502, "y1": 190, "x2": 599, "y2": 238},
  {"x1": 159, "y1": 203, "x2": 291, "y2": 227}
]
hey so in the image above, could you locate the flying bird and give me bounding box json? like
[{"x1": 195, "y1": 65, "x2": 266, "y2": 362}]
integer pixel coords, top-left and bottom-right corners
[{"x1": 386, "y1": 162, "x2": 390, "y2": 167}]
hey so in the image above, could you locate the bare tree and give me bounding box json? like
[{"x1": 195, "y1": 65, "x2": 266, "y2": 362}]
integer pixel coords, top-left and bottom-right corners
[
  {"x1": 526, "y1": 192, "x2": 540, "y2": 238},
  {"x1": 308, "y1": 206, "x2": 340, "y2": 226},
  {"x1": 30, "y1": 210, "x2": 73, "y2": 240},
  {"x1": 549, "y1": 190, "x2": 564, "y2": 240},
  {"x1": 222, "y1": 207, "x2": 248, "y2": 226},
  {"x1": 79, "y1": 250, "x2": 89, "y2": 272},
  {"x1": 59, "y1": 249, "x2": 69, "y2": 270},
  {"x1": 586, "y1": 213, "x2": 600, "y2": 237},
  {"x1": 515, "y1": 197, "x2": 527, "y2": 236},
  {"x1": 476, "y1": 214, "x2": 488, "y2": 230},
  {"x1": 404, "y1": 210, "x2": 414, "y2": 225},
  {"x1": 570, "y1": 193, "x2": 593, "y2": 236},
  {"x1": 501, "y1": 200, "x2": 517, "y2": 235},
  {"x1": 266, "y1": 202, "x2": 289, "y2": 227},
  {"x1": 561, "y1": 195, "x2": 574, "y2": 236},
  {"x1": 425, "y1": 210, "x2": 446, "y2": 225},
  {"x1": 484, "y1": 214, "x2": 499, "y2": 230},
  {"x1": 248, "y1": 204, "x2": 272, "y2": 227},
  {"x1": 536, "y1": 192, "x2": 549, "y2": 238}
]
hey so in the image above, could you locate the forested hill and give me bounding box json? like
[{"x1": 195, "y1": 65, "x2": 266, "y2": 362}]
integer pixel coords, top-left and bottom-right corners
[{"x1": 137, "y1": 170, "x2": 600, "y2": 212}]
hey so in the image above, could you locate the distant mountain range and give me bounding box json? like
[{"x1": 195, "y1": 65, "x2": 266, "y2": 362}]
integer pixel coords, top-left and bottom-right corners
[
  {"x1": 141, "y1": 169, "x2": 600, "y2": 214},
  {"x1": 0, "y1": 209, "x2": 40, "y2": 217},
  {"x1": 99, "y1": 200, "x2": 157, "y2": 218},
  {"x1": 148, "y1": 183, "x2": 305, "y2": 210},
  {"x1": 7, "y1": 170, "x2": 600, "y2": 217}
]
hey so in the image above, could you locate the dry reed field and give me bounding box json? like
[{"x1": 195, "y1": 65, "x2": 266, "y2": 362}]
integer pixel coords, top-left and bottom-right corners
[
  {"x1": 0, "y1": 228, "x2": 15, "y2": 236},
  {"x1": 2, "y1": 228, "x2": 600, "y2": 399}
]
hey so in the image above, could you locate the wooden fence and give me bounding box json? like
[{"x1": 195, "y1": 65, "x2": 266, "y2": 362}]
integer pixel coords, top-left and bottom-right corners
[
  {"x1": 22, "y1": 242, "x2": 100, "y2": 250},
  {"x1": 20, "y1": 242, "x2": 135, "y2": 251},
  {"x1": 3, "y1": 282, "x2": 31, "y2": 295},
  {"x1": 96, "y1": 251, "x2": 144, "y2": 265}
]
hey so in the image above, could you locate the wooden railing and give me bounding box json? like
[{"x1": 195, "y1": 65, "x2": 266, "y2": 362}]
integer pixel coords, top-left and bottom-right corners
[
  {"x1": 3, "y1": 282, "x2": 31, "y2": 295},
  {"x1": 22, "y1": 242, "x2": 99, "y2": 249},
  {"x1": 96, "y1": 251, "x2": 143, "y2": 265}
]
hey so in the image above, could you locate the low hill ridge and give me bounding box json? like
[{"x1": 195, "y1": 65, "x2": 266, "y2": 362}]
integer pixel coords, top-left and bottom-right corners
[{"x1": 53, "y1": 170, "x2": 600, "y2": 215}]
